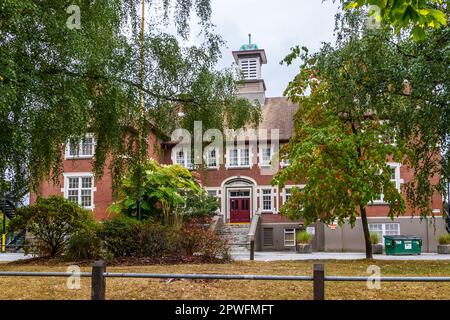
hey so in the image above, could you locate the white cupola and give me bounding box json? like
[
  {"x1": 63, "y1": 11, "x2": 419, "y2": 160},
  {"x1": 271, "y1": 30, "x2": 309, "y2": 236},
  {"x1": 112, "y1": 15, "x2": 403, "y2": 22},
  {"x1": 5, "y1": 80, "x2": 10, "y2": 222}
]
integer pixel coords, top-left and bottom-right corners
[{"x1": 232, "y1": 34, "x2": 267, "y2": 106}]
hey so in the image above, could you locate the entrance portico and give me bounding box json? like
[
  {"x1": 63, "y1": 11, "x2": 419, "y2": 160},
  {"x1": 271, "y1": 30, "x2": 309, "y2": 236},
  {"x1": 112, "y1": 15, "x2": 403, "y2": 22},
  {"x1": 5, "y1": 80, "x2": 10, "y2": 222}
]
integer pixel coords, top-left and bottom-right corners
[{"x1": 221, "y1": 176, "x2": 257, "y2": 223}]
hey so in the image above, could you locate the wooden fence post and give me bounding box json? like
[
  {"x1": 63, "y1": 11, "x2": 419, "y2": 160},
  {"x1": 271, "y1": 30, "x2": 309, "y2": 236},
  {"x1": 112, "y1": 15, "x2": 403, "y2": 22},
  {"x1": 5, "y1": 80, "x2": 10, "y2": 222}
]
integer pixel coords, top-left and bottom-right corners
[
  {"x1": 313, "y1": 263, "x2": 325, "y2": 300},
  {"x1": 91, "y1": 260, "x2": 106, "y2": 300},
  {"x1": 250, "y1": 240, "x2": 255, "y2": 261}
]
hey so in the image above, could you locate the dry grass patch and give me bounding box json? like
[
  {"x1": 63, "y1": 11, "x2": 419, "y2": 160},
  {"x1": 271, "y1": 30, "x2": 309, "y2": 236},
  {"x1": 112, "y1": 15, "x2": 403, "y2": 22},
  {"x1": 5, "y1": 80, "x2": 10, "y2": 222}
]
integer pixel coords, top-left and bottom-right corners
[{"x1": 0, "y1": 260, "x2": 449, "y2": 300}]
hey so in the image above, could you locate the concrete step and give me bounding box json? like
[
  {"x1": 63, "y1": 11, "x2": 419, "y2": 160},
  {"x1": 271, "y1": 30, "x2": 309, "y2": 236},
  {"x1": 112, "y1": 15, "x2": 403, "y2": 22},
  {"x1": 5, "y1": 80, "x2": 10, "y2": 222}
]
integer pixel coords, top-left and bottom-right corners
[{"x1": 219, "y1": 223, "x2": 250, "y2": 250}]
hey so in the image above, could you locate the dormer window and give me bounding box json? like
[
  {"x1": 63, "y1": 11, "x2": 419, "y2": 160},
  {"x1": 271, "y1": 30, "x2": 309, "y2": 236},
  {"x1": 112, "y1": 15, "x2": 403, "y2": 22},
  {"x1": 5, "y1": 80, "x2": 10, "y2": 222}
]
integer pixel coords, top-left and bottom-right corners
[{"x1": 239, "y1": 58, "x2": 260, "y2": 80}]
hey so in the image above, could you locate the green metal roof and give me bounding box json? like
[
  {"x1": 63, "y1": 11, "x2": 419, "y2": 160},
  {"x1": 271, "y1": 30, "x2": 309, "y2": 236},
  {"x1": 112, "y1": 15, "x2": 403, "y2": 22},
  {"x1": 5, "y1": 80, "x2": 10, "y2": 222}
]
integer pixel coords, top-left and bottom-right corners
[
  {"x1": 239, "y1": 43, "x2": 258, "y2": 51},
  {"x1": 240, "y1": 34, "x2": 258, "y2": 51}
]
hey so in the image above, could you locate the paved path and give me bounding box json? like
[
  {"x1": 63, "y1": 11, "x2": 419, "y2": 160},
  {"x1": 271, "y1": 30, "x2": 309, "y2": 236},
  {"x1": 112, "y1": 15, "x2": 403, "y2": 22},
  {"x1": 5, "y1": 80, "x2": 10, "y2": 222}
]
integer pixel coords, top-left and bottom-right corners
[
  {"x1": 0, "y1": 253, "x2": 31, "y2": 262},
  {"x1": 231, "y1": 251, "x2": 450, "y2": 261}
]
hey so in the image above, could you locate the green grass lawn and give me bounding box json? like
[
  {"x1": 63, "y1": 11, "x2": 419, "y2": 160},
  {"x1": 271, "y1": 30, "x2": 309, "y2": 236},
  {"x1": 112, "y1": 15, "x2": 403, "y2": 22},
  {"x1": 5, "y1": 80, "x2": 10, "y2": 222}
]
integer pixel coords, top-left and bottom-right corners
[{"x1": 0, "y1": 260, "x2": 449, "y2": 300}]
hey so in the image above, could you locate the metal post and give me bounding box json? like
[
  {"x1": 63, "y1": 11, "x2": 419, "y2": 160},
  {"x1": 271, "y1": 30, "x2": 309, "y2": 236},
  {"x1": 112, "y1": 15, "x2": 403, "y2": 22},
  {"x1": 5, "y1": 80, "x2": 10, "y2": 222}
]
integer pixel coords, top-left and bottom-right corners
[
  {"x1": 2, "y1": 176, "x2": 6, "y2": 253},
  {"x1": 250, "y1": 240, "x2": 255, "y2": 261},
  {"x1": 313, "y1": 263, "x2": 325, "y2": 300},
  {"x1": 91, "y1": 260, "x2": 106, "y2": 300}
]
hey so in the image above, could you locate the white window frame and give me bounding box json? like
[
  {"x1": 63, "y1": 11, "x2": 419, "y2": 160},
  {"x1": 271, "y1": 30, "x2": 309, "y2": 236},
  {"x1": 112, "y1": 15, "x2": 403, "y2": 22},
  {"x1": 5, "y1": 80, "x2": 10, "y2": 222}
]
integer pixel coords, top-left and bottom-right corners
[
  {"x1": 260, "y1": 188, "x2": 273, "y2": 212},
  {"x1": 283, "y1": 187, "x2": 292, "y2": 204},
  {"x1": 372, "y1": 163, "x2": 403, "y2": 204},
  {"x1": 172, "y1": 148, "x2": 193, "y2": 169},
  {"x1": 368, "y1": 223, "x2": 400, "y2": 244},
  {"x1": 284, "y1": 228, "x2": 296, "y2": 247},
  {"x1": 226, "y1": 146, "x2": 251, "y2": 168},
  {"x1": 378, "y1": 120, "x2": 397, "y2": 146},
  {"x1": 65, "y1": 133, "x2": 95, "y2": 159},
  {"x1": 62, "y1": 173, "x2": 96, "y2": 210},
  {"x1": 204, "y1": 148, "x2": 219, "y2": 169},
  {"x1": 280, "y1": 158, "x2": 291, "y2": 168},
  {"x1": 207, "y1": 190, "x2": 217, "y2": 198},
  {"x1": 259, "y1": 146, "x2": 272, "y2": 167}
]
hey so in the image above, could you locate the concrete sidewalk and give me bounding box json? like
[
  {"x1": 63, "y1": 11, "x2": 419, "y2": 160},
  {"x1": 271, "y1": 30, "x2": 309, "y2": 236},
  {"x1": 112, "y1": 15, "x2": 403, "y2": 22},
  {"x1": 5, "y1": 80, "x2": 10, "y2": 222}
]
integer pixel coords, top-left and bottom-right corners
[
  {"x1": 231, "y1": 251, "x2": 450, "y2": 261},
  {"x1": 0, "y1": 253, "x2": 31, "y2": 262}
]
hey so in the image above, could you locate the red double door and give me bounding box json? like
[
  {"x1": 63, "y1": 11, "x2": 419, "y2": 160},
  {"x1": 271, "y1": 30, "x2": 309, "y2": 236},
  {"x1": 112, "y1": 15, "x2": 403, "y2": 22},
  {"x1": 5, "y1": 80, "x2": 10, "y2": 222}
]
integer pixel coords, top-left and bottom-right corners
[{"x1": 230, "y1": 198, "x2": 250, "y2": 223}]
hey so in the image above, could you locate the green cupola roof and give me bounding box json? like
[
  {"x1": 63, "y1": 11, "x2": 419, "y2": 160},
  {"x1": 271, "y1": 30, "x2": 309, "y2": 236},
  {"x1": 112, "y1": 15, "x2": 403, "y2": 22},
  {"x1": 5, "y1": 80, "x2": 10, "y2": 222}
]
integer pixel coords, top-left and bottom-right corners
[{"x1": 240, "y1": 34, "x2": 258, "y2": 51}]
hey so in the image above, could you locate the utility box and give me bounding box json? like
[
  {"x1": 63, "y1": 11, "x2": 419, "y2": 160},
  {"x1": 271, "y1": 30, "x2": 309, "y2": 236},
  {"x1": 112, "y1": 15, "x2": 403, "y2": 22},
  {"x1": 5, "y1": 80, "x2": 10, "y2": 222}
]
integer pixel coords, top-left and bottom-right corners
[{"x1": 384, "y1": 235, "x2": 422, "y2": 255}]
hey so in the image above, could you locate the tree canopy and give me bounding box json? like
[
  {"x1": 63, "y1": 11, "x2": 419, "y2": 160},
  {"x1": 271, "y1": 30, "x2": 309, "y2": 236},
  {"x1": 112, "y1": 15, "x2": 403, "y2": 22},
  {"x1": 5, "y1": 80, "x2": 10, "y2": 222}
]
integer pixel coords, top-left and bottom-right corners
[
  {"x1": 0, "y1": 0, "x2": 260, "y2": 201},
  {"x1": 276, "y1": 8, "x2": 448, "y2": 258},
  {"x1": 342, "y1": 0, "x2": 447, "y2": 39}
]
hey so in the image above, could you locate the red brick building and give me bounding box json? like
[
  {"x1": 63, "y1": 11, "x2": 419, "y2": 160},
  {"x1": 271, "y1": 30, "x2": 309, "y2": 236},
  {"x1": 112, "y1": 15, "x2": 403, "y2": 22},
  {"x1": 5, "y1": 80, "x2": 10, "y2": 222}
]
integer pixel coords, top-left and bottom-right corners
[{"x1": 32, "y1": 42, "x2": 446, "y2": 252}]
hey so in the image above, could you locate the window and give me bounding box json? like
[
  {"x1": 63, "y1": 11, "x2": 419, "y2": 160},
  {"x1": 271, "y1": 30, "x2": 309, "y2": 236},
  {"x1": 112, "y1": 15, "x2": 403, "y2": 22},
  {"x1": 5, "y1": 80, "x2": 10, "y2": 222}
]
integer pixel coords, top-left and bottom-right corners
[
  {"x1": 261, "y1": 189, "x2": 272, "y2": 212},
  {"x1": 229, "y1": 190, "x2": 250, "y2": 197},
  {"x1": 207, "y1": 190, "x2": 218, "y2": 198},
  {"x1": 263, "y1": 228, "x2": 274, "y2": 247},
  {"x1": 205, "y1": 149, "x2": 218, "y2": 168},
  {"x1": 239, "y1": 58, "x2": 259, "y2": 80},
  {"x1": 260, "y1": 147, "x2": 272, "y2": 166},
  {"x1": 66, "y1": 134, "x2": 95, "y2": 158},
  {"x1": 280, "y1": 158, "x2": 290, "y2": 167},
  {"x1": 284, "y1": 229, "x2": 296, "y2": 247},
  {"x1": 227, "y1": 147, "x2": 251, "y2": 167},
  {"x1": 368, "y1": 223, "x2": 400, "y2": 244},
  {"x1": 284, "y1": 188, "x2": 292, "y2": 203},
  {"x1": 65, "y1": 175, "x2": 94, "y2": 209},
  {"x1": 173, "y1": 148, "x2": 192, "y2": 169},
  {"x1": 373, "y1": 164, "x2": 402, "y2": 203}
]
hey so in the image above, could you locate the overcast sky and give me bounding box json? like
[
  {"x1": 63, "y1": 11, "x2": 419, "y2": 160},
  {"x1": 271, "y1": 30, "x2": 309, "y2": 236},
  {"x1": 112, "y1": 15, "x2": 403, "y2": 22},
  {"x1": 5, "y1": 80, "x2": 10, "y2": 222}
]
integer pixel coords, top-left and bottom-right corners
[{"x1": 209, "y1": 0, "x2": 341, "y2": 97}]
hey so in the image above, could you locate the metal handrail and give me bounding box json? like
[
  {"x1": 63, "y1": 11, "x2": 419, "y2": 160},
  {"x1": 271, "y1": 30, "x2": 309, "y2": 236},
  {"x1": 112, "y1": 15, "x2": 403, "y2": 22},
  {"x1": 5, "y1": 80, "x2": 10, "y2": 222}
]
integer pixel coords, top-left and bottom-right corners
[
  {"x1": 1, "y1": 262, "x2": 450, "y2": 300},
  {"x1": 0, "y1": 271, "x2": 449, "y2": 282}
]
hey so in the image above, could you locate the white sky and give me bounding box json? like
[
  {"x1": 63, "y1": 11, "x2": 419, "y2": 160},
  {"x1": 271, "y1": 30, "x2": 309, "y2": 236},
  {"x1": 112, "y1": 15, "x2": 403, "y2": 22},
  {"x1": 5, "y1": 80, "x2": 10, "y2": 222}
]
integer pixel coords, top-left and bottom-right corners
[
  {"x1": 209, "y1": 0, "x2": 341, "y2": 97},
  {"x1": 150, "y1": 0, "x2": 341, "y2": 97}
]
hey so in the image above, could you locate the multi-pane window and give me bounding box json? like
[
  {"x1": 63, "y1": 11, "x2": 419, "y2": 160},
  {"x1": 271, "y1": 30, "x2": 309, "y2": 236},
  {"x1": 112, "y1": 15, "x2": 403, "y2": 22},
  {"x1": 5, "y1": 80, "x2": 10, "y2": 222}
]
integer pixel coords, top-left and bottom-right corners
[
  {"x1": 368, "y1": 223, "x2": 400, "y2": 244},
  {"x1": 261, "y1": 189, "x2": 272, "y2": 211},
  {"x1": 66, "y1": 134, "x2": 95, "y2": 158},
  {"x1": 205, "y1": 149, "x2": 218, "y2": 168},
  {"x1": 174, "y1": 149, "x2": 192, "y2": 168},
  {"x1": 175, "y1": 150, "x2": 185, "y2": 165},
  {"x1": 284, "y1": 188, "x2": 292, "y2": 203},
  {"x1": 227, "y1": 147, "x2": 250, "y2": 167},
  {"x1": 207, "y1": 190, "x2": 218, "y2": 198},
  {"x1": 284, "y1": 229, "x2": 296, "y2": 247},
  {"x1": 260, "y1": 147, "x2": 271, "y2": 166},
  {"x1": 229, "y1": 190, "x2": 250, "y2": 197},
  {"x1": 66, "y1": 176, "x2": 94, "y2": 208},
  {"x1": 373, "y1": 164, "x2": 402, "y2": 203},
  {"x1": 239, "y1": 58, "x2": 259, "y2": 80}
]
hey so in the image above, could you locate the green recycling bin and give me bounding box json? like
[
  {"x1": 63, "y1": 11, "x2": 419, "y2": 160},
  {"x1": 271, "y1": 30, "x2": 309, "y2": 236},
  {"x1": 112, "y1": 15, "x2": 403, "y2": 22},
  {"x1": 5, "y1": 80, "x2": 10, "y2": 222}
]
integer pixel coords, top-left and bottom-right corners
[{"x1": 383, "y1": 235, "x2": 422, "y2": 255}]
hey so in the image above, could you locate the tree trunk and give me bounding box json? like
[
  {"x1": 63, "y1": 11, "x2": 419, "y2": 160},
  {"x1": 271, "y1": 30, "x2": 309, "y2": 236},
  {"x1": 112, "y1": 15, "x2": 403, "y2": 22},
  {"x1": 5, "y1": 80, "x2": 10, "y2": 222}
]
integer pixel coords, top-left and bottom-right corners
[{"x1": 360, "y1": 205, "x2": 373, "y2": 259}]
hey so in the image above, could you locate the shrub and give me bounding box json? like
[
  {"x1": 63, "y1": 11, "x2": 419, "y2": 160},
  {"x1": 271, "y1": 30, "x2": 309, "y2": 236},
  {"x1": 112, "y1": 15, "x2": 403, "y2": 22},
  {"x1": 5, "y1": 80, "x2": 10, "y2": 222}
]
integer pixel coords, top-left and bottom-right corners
[
  {"x1": 178, "y1": 222, "x2": 229, "y2": 261},
  {"x1": 98, "y1": 215, "x2": 141, "y2": 257},
  {"x1": 183, "y1": 192, "x2": 219, "y2": 219},
  {"x1": 98, "y1": 215, "x2": 177, "y2": 258},
  {"x1": 66, "y1": 222, "x2": 102, "y2": 260},
  {"x1": 370, "y1": 232, "x2": 380, "y2": 244},
  {"x1": 98, "y1": 214, "x2": 229, "y2": 262},
  {"x1": 296, "y1": 231, "x2": 313, "y2": 244},
  {"x1": 438, "y1": 234, "x2": 450, "y2": 245},
  {"x1": 9, "y1": 196, "x2": 95, "y2": 257}
]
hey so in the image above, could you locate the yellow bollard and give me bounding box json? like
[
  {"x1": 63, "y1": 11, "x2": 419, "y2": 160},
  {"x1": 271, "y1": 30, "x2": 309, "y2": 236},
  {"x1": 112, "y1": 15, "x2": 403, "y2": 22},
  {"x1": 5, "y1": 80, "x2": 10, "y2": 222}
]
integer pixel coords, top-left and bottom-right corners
[{"x1": 1, "y1": 234, "x2": 5, "y2": 253}]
